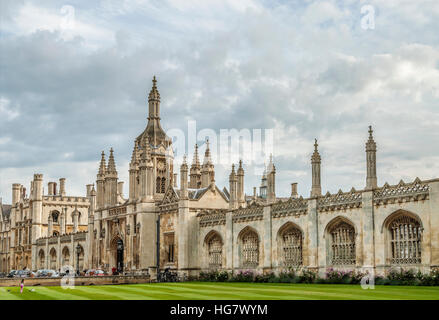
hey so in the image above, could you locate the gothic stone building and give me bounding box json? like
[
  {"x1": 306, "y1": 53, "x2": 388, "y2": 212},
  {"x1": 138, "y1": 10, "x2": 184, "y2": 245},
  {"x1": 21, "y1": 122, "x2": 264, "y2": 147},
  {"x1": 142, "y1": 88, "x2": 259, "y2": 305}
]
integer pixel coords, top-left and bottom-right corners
[{"x1": 1, "y1": 77, "x2": 438, "y2": 277}]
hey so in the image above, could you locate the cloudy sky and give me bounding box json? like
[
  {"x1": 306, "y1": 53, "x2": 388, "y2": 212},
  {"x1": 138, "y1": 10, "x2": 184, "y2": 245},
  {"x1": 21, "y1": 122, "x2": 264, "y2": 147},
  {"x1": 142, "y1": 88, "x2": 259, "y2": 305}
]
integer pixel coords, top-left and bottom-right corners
[{"x1": 1, "y1": 0, "x2": 438, "y2": 203}]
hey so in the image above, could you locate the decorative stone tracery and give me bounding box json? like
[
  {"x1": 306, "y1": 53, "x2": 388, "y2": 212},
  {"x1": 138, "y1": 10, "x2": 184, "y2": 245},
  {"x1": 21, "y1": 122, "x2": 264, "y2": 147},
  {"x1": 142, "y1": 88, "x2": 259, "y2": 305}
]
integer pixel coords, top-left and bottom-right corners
[
  {"x1": 388, "y1": 213, "x2": 422, "y2": 265},
  {"x1": 239, "y1": 228, "x2": 259, "y2": 268},
  {"x1": 327, "y1": 220, "x2": 356, "y2": 266},
  {"x1": 279, "y1": 225, "x2": 303, "y2": 267},
  {"x1": 207, "y1": 234, "x2": 222, "y2": 269}
]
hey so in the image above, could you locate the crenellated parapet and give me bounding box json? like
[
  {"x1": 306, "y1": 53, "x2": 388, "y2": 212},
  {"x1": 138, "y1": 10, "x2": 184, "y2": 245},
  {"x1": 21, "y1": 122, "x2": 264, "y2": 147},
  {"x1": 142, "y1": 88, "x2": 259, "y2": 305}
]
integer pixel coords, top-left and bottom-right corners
[
  {"x1": 317, "y1": 188, "x2": 362, "y2": 212},
  {"x1": 373, "y1": 178, "x2": 429, "y2": 206},
  {"x1": 198, "y1": 209, "x2": 227, "y2": 227},
  {"x1": 271, "y1": 197, "x2": 308, "y2": 218},
  {"x1": 232, "y1": 203, "x2": 264, "y2": 223}
]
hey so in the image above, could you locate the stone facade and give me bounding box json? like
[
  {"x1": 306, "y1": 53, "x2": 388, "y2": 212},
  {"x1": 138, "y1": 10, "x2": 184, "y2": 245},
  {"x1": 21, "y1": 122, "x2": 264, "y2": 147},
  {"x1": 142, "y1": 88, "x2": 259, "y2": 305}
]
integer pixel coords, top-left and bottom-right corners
[{"x1": 1, "y1": 77, "x2": 438, "y2": 278}]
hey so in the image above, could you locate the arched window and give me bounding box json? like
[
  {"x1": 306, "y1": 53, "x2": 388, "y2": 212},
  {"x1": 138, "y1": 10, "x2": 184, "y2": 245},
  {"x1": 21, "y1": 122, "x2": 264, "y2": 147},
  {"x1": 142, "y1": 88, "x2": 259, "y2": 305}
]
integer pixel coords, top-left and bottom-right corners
[
  {"x1": 78, "y1": 245, "x2": 84, "y2": 270},
  {"x1": 62, "y1": 247, "x2": 70, "y2": 266},
  {"x1": 388, "y1": 214, "x2": 422, "y2": 264},
  {"x1": 328, "y1": 219, "x2": 356, "y2": 265},
  {"x1": 280, "y1": 225, "x2": 303, "y2": 267},
  {"x1": 240, "y1": 228, "x2": 259, "y2": 268},
  {"x1": 50, "y1": 248, "x2": 57, "y2": 270},
  {"x1": 207, "y1": 233, "x2": 222, "y2": 269},
  {"x1": 156, "y1": 177, "x2": 161, "y2": 193},
  {"x1": 161, "y1": 177, "x2": 166, "y2": 193},
  {"x1": 52, "y1": 211, "x2": 59, "y2": 223},
  {"x1": 38, "y1": 250, "x2": 45, "y2": 269}
]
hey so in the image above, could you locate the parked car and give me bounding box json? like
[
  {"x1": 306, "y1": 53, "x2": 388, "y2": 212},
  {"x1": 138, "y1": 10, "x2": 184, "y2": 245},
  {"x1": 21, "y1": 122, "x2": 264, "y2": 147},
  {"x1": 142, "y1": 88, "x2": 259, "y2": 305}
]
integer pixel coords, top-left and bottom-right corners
[
  {"x1": 7, "y1": 270, "x2": 17, "y2": 278},
  {"x1": 47, "y1": 270, "x2": 59, "y2": 277},
  {"x1": 85, "y1": 269, "x2": 107, "y2": 276},
  {"x1": 14, "y1": 270, "x2": 31, "y2": 278}
]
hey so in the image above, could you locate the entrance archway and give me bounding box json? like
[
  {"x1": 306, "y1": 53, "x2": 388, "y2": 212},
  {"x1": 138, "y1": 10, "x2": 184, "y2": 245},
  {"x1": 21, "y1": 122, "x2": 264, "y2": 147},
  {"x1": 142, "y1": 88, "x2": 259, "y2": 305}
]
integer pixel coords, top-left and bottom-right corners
[{"x1": 110, "y1": 237, "x2": 124, "y2": 273}]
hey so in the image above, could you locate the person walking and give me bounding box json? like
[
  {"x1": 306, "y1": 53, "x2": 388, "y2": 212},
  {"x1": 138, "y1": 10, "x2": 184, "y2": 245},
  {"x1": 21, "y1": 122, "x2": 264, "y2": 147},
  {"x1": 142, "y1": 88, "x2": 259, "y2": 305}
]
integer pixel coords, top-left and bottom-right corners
[{"x1": 20, "y1": 279, "x2": 24, "y2": 294}]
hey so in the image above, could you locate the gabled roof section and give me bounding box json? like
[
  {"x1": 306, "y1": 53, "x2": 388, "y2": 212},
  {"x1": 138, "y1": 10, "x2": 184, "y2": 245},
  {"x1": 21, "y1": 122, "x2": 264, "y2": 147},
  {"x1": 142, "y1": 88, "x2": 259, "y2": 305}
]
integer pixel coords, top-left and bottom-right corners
[
  {"x1": 160, "y1": 185, "x2": 180, "y2": 205},
  {"x1": 188, "y1": 184, "x2": 229, "y2": 202}
]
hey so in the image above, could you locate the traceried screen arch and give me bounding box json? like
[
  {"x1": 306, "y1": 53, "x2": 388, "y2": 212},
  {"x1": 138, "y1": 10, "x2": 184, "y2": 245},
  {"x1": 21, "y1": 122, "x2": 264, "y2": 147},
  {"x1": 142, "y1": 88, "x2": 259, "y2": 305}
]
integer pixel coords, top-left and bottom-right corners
[
  {"x1": 388, "y1": 214, "x2": 422, "y2": 265},
  {"x1": 328, "y1": 220, "x2": 356, "y2": 265},
  {"x1": 207, "y1": 234, "x2": 222, "y2": 268},
  {"x1": 281, "y1": 226, "x2": 303, "y2": 267},
  {"x1": 240, "y1": 229, "x2": 259, "y2": 268}
]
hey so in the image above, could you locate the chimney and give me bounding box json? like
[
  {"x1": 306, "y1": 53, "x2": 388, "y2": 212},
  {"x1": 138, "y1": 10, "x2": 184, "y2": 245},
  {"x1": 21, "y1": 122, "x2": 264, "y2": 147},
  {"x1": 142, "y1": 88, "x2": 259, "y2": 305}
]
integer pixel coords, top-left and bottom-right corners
[
  {"x1": 118, "y1": 181, "x2": 124, "y2": 197},
  {"x1": 12, "y1": 184, "x2": 21, "y2": 205},
  {"x1": 59, "y1": 178, "x2": 66, "y2": 196},
  {"x1": 48, "y1": 182, "x2": 55, "y2": 195},
  {"x1": 86, "y1": 184, "x2": 93, "y2": 197},
  {"x1": 291, "y1": 183, "x2": 298, "y2": 198}
]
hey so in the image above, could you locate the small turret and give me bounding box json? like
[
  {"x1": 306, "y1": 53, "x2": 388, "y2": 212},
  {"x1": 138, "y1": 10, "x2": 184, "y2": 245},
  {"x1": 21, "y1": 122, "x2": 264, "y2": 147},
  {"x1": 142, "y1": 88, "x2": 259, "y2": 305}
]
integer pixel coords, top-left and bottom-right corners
[
  {"x1": 267, "y1": 154, "x2": 276, "y2": 203},
  {"x1": 366, "y1": 126, "x2": 378, "y2": 189},
  {"x1": 180, "y1": 155, "x2": 188, "y2": 199},
  {"x1": 311, "y1": 139, "x2": 322, "y2": 197},
  {"x1": 190, "y1": 144, "x2": 201, "y2": 188},
  {"x1": 201, "y1": 139, "x2": 215, "y2": 188},
  {"x1": 237, "y1": 159, "x2": 245, "y2": 207},
  {"x1": 229, "y1": 164, "x2": 238, "y2": 210}
]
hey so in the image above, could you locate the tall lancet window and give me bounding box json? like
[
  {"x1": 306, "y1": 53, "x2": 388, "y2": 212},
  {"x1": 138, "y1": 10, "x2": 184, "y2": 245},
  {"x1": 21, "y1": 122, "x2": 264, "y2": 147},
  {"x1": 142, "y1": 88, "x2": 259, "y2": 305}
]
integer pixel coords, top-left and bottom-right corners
[
  {"x1": 207, "y1": 234, "x2": 222, "y2": 269},
  {"x1": 389, "y1": 214, "x2": 422, "y2": 264},
  {"x1": 328, "y1": 220, "x2": 356, "y2": 265},
  {"x1": 156, "y1": 177, "x2": 161, "y2": 193},
  {"x1": 240, "y1": 229, "x2": 259, "y2": 268},
  {"x1": 161, "y1": 177, "x2": 166, "y2": 193}
]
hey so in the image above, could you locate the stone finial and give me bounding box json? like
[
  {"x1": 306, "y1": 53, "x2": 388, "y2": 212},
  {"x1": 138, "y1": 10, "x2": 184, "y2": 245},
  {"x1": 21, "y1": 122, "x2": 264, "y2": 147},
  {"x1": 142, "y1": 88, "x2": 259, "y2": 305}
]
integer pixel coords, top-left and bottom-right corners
[
  {"x1": 192, "y1": 143, "x2": 200, "y2": 168},
  {"x1": 237, "y1": 159, "x2": 244, "y2": 175},
  {"x1": 148, "y1": 75, "x2": 160, "y2": 102},
  {"x1": 98, "y1": 151, "x2": 106, "y2": 175},
  {"x1": 107, "y1": 148, "x2": 117, "y2": 173},
  {"x1": 311, "y1": 138, "x2": 321, "y2": 163},
  {"x1": 131, "y1": 140, "x2": 139, "y2": 164},
  {"x1": 229, "y1": 164, "x2": 236, "y2": 180},
  {"x1": 366, "y1": 125, "x2": 377, "y2": 151}
]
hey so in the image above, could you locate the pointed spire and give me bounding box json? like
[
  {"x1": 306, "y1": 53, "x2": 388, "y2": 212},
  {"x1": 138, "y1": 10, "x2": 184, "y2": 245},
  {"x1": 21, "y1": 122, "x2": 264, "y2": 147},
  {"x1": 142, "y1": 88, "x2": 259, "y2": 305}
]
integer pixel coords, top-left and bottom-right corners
[
  {"x1": 131, "y1": 141, "x2": 138, "y2": 164},
  {"x1": 192, "y1": 144, "x2": 200, "y2": 168},
  {"x1": 107, "y1": 148, "x2": 117, "y2": 173},
  {"x1": 98, "y1": 151, "x2": 106, "y2": 175}
]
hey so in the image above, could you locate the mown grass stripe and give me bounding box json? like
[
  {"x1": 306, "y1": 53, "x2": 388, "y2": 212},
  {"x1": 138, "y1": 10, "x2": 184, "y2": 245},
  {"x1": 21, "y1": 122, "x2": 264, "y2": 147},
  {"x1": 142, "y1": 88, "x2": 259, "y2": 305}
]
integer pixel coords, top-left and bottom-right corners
[{"x1": 0, "y1": 283, "x2": 438, "y2": 300}]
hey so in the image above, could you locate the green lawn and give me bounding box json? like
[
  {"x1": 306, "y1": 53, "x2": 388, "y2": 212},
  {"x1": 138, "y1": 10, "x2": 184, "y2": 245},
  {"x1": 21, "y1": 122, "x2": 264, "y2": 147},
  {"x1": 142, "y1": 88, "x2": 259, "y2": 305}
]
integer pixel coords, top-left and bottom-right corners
[{"x1": 0, "y1": 282, "x2": 438, "y2": 300}]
